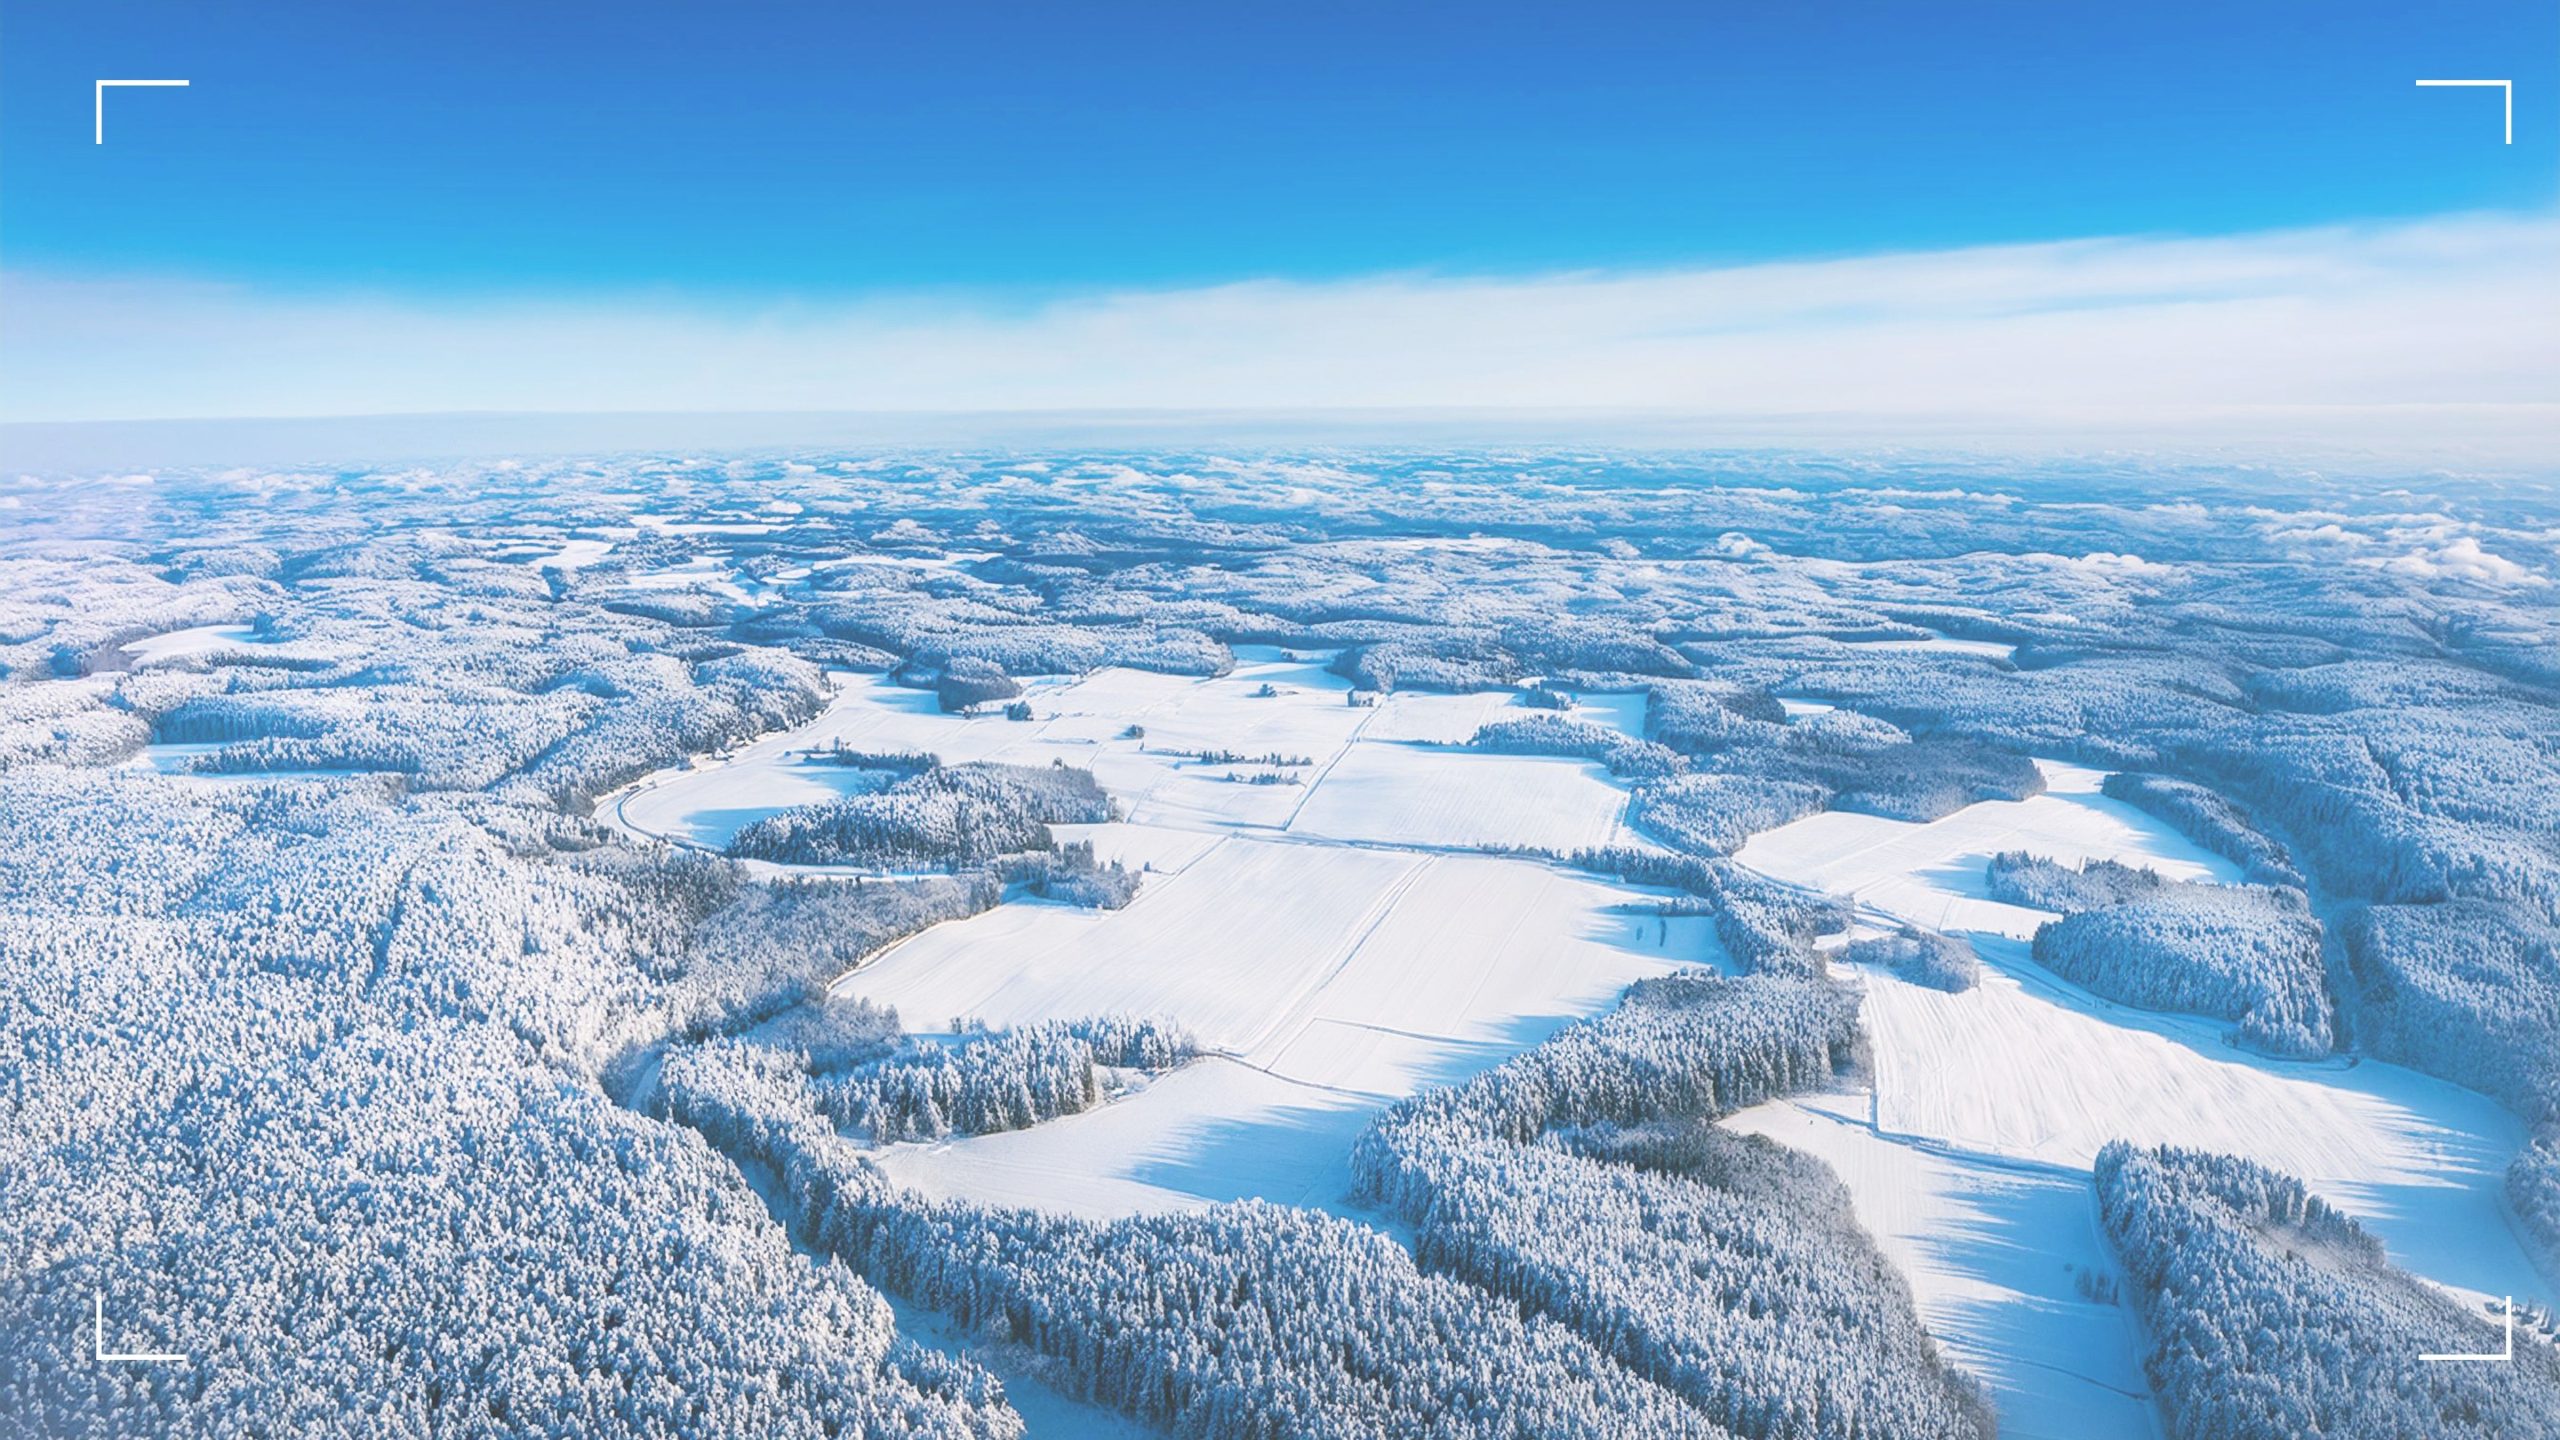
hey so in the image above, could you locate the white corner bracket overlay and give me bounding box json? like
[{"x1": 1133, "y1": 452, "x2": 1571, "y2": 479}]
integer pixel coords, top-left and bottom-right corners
[
  {"x1": 2419, "y1": 1296, "x2": 2516, "y2": 1364},
  {"x1": 93, "y1": 1291, "x2": 187, "y2": 1366},
  {"x1": 2414, "y1": 79, "x2": 2514, "y2": 144},
  {"x1": 95, "y1": 79, "x2": 190, "y2": 144}
]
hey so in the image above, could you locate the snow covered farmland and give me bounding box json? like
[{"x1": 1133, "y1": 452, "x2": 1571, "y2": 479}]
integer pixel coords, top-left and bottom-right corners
[
  {"x1": 610, "y1": 638, "x2": 2553, "y2": 1440},
  {"x1": 9, "y1": 452, "x2": 2557, "y2": 1439},
  {"x1": 1284, "y1": 743, "x2": 1636, "y2": 851},
  {"x1": 118, "y1": 622, "x2": 264, "y2": 666},
  {"x1": 1733, "y1": 755, "x2": 2556, "y2": 1439},
  {"x1": 615, "y1": 658, "x2": 1709, "y2": 1215},
  {"x1": 1721, "y1": 1093, "x2": 2159, "y2": 1440},
  {"x1": 861, "y1": 851, "x2": 1713, "y2": 1215},
  {"x1": 1734, "y1": 760, "x2": 2237, "y2": 936},
  {"x1": 609, "y1": 654, "x2": 1645, "y2": 858}
]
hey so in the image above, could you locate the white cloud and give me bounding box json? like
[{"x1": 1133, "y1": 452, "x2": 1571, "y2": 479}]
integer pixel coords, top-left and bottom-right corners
[
  {"x1": 2369, "y1": 535, "x2": 2543, "y2": 586},
  {"x1": 2046, "y1": 551, "x2": 2177, "y2": 576},
  {"x1": 3, "y1": 210, "x2": 2554, "y2": 467}
]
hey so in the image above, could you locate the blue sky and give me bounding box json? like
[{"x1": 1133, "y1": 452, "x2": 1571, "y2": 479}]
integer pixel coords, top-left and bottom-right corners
[
  {"x1": 8, "y1": 0, "x2": 2551, "y2": 292},
  {"x1": 1, "y1": 1, "x2": 2552, "y2": 443}
]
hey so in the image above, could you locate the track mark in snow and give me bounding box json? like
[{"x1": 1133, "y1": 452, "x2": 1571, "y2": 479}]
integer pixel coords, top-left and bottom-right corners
[
  {"x1": 1725, "y1": 1093, "x2": 2163, "y2": 1440},
  {"x1": 1735, "y1": 754, "x2": 2553, "y2": 1432},
  {"x1": 1235, "y1": 855, "x2": 1436, "y2": 1064}
]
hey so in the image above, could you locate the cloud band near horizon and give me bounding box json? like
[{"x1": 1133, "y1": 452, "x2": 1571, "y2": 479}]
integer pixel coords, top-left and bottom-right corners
[{"x1": 5, "y1": 211, "x2": 2554, "y2": 466}]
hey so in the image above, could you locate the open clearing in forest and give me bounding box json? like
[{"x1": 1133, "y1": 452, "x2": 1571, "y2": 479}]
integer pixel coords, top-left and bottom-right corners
[
  {"x1": 1732, "y1": 760, "x2": 2235, "y2": 939},
  {"x1": 605, "y1": 654, "x2": 1724, "y2": 1217},
  {"x1": 612, "y1": 675, "x2": 2554, "y2": 1439},
  {"x1": 864, "y1": 852, "x2": 1717, "y2": 1217},
  {"x1": 1724, "y1": 1092, "x2": 2160, "y2": 1440},
  {"x1": 1732, "y1": 756, "x2": 2554, "y2": 1438},
  {"x1": 606, "y1": 650, "x2": 1646, "y2": 854},
  {"x1": 1285, "y1": 743, "x2": 1635, "y2": 852}
]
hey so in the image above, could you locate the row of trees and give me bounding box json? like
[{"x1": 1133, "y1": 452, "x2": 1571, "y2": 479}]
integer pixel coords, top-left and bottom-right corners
[
  {"x1": 1639, "y1": 684, "x2": 2045, "y2": 826},
  {"x1": 2343, "y1": 898, "x2": 2560, "y2": 1246},
  {"x1": 1471, "y1": 713, "x2": 1685, "y2": 779},
  {"x1": 658, "y1": 1014, "x2": 1727, "y2": 1438},
  {"x1": 2516, "y1": 1130, "x2": 2560, "y2": 1279},
  {"x1": 1984, "y1": 851, "x2": 2171, "y2": 912},
  {"x1": 1842, "y1": 926, "x2": 1981, "y2": 992},
  {"x1": 1627, "y1": 773, "x2": 1830, "y2": 856},
  {"x1": 2340, "y1": 898, "x2": 2560, "y2": 1122},
  {"x1": 2096, "y1": 1143, "x2": 2560, "y2": 1440},
  {"x1": 1644, "y1": 681, "x2": 1790, "y2": 756},
  {"x1": 1350, "y1": 973, "x2": 1991, "y2": 1440},
  {"x1": 2100, "y1": 772, "x2": 2304, "y2": 886},
  {"x1": 1987, "y1": 853, "x2": 2335, "y2": 1057},
  {"x1": 667, "y1": 984, "x2": 1200, "y2": 1145},
  {"x1": 1562, "y1": 845, "x2": 1848, "y2": 978},
  {"x1": 756, "y1": 1017, "x2": 1194, "y2": 1144},
  {"x1": 999, "y1": 840, "x2": 1142, "y2": 908},
  {"x1": 2030, "y1": 877, "x2": 2332, "y2": 1058},
  {"x1": 932, "y1": 656, "x2": 1021, "y2": 713},
  {"x1": 823, "y1": 614, "x2": 1232, "y2": 682},
  {"x1": 1332, "y1": 621, "x2": 1690, "y2": 694},
  {"x1": 726, "y1": 760, "x2": 1114, "y2": 868},
  {"x1": 644, "y1": 866, "x2": 1003, "y2": 1051}
]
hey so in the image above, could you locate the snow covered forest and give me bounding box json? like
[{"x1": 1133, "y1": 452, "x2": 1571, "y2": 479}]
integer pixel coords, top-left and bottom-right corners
[
  {"x1": 3, "y1": 450, "x2": 2557, "y2": 1437},
  {"x1": 1992, "y1": 855, "x2": 2333, "y2": 1056},
  {"x1": 2096, "y1": 1144, "x2": 2560, "y2": 1439},
  {"x1": 726, "y1": 758, "x2": 1115, "y2": 867}
]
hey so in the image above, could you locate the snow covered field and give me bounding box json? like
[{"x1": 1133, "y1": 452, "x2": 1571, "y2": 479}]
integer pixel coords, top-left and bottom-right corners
[
  {"x1": 605, "y1": 654, "x2": 1640, "y2": 855},
  {"x1": 1285, "y1": 743, "x2": 1635, "y2": 851},
  {"x1": 1723, "y1": 1093, "x2": 2159, "y2": 1440},
  {"x1": 615, "y1": 752, "x2": 897, "y2": 850},
  {"x1": 1351, "y1": 688, "x2": 1521, "y2": 744},
  {"x1": 119, "y1": 623, "x2": 263, "y2": 666},
  {"x1": 1735, "y1": 760, "x2": 2235, "y2": 937},
  {"x1": 603, "y1": 671, "x2": 1070, "y2": 850},
  {"x1": 1843, "y1": 632, "x2": 2019, "y2": 662},
  {"x1": 1350, "y1": 686, "x2": 1647, "y2": 744},
  {"x1": 1859, "y1": 937, "x2": 2542, "y2": 1303},
  {"x1": 1045, "y1": 820, "x2": 1227, "y2": 876},
  {"x1": 531, "y1": 537, "x2": 615, "y2": 570},
  {"x1": 843, "y1": 837, "x2": 1426, "y2": 1050},
  {"x1": 1730, "y1": 755, "x2": 2554, "y2": 1439},
  {"x1": 605, "y1": 658, "x2": 1714, "y2": 1219},
  {"x1": 623, "y1": 556, "x2": 764, "y2": 605},
  {"x1": 867, "y1": 853, "x2": 1715, "y2": 1216},
  {"x1": 602, "y1": 668, "x2": 2553, "y2": 1437}
]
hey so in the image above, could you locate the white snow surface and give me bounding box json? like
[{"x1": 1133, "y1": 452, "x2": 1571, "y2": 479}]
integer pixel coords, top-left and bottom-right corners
[
  {"x1": 608, "y1": 660, "x2": 1717, "y2": 1220},
  {"x1": 1855, "y1": 937, "x2": 2541, "y2": 1311},
  {"x1": 119, "y1": 624, "x2": 260, "y2": 665},
  {"x1": 531, "y1": 537, "x2": 615, "y2": 570},
  {"x1": 1729, "y1": 755, "x2": 2553, "y2": 1437},
  {"x1": 1724, "y1": 1093, "x2": 2159, "y2": 1440},
  {"x1": 1353, "y1": 689, "x2": 1524, "y2": 744},
  {"x1": 861, "y1": 851, "x2": 1716, "y2": 1217},
  {"x1": 1733, "y1": 760, "x2": 2235, "y2": 939},
  {"x1": 1844, "y1": 632, "x2": 2019, "y2": 661},
  {"x1": 605, "y1": 657, "x2": 1641, "y2": 858},
  {"x1": 608, "y1": 674, "x2": 2552, "y2": 1438},
  {"x1": 1285, "y1": 744, "x2": 1635, "y2": 852}
]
